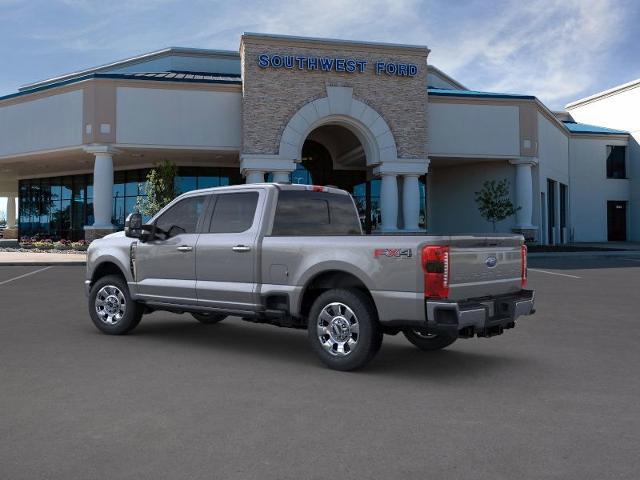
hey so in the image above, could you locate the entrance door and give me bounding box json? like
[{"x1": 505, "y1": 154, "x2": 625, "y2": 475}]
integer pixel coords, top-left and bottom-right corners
[
  {"x1": 547, "y1": 179, "x2": 556, "y2": 244},
  {"x1": 196, "y1": 190, "x2": 262, "y2": 312},
  {"x1": 540, "y1": 193, "x2": 547, "y2": 245},
  {"x1": 607, "y1": 201, "x2": 627, "y2": 241},
  {"x1": 134, "y1": 194, "x2": 209, "y2": 305}
]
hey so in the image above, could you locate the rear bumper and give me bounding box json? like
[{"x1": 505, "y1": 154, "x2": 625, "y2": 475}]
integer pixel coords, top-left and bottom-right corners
[{"x1": 425, "y1": 289, "x2": 535, "y2": 338}]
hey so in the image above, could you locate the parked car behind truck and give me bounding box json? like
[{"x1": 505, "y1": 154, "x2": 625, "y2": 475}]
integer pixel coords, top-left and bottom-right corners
[{"x1": 85, "y1": 183, "x2": 535, "y2": 370}]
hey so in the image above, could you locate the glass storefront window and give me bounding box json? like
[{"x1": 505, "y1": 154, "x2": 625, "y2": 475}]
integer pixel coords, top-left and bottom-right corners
[
  {"x1": 62, "y1": 178, "x2": 73, "y2": 200},
  {"x1": 18, "y1": 167, "x2": 243, "y2": 240},
  {"x1": 113, "y1": 171, "x2": 126, "y2": 199},
  {"x1": 112, "y1": 196, "x2": 125, "y2": 228},
  {"x1": 175, "y1": 176, "x2": 197, "y2": 194},
  {"x1": 419, "y1": 176, "x2": 427, "y2": 230}
]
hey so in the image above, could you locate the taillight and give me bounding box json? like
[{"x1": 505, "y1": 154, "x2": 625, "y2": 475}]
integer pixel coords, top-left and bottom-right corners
[
  {"x1": 423, "y1": 245, "x2": 450, "y2": 299},
  {"x1": 521, "y1": 244, "x2": 528, "y2": 289}
]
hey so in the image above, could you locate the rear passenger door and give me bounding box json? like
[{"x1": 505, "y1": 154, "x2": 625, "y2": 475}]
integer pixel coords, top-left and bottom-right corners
[{"x1": 195, "y1": 190, "x2": 263, "y2": 312}]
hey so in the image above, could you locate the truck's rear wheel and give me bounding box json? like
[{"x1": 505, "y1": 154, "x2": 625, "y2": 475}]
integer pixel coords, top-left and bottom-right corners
[
  {"x1": 308, "y1": 289, "x2": 382, "y2": 371},
  {"x1": 403, "y1": 329, "x2": 457, "y2": 351},
  {"x1": 89, "y1": 275, "x2": 143, "y2": 335},
  {"x1": 191, "y1": 312, "x2": 227, "y2": 324}
]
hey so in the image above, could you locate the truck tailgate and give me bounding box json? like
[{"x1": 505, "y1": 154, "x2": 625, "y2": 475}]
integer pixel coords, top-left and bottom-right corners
[{"x1": 448, "y1": 236, "x2": 523, "y2": 300}]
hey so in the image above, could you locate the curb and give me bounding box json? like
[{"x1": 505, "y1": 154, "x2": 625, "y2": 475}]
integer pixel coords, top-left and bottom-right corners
[{"x1": 529, "y1": 251, "x2": 640, "y2": 258}]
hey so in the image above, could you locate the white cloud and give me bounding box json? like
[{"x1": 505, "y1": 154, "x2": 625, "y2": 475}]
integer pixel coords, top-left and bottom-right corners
[
  {"x1": 183, "y1": 0, "x2": 633, "y2": 107},
  {"x1": 4, "y1": 0, "x2": 634, "y2": 109},
  {"x1": 426, "y1": 0, "x2": 631, "y2": 108}
]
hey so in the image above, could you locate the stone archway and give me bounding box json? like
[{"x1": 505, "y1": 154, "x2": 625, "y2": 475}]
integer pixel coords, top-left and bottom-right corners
[
  {"x1": 241, "y1": 85, "x2": 429, "y2": 232},
  {"x1": 278, "y1": 86, "x2": 398, "y2": 167}
]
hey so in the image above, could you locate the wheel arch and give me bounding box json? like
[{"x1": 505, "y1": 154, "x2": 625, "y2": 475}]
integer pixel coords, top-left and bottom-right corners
[
  {"x1": 297, "y1": 269, "x2": 378, "y2": 321},
  {"x1": 90, "y1": 260, "x2": 129, "y2": 285}
]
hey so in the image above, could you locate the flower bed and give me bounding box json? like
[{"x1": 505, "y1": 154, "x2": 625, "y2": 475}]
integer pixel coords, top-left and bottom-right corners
[{"x1": 0, "y1": 237, "x2": 90, "y2": 254}]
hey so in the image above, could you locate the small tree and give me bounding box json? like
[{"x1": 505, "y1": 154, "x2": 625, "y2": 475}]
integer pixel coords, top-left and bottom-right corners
[
  {"x1": 474, "y1": 179, "x2": 520, "y2": 232},
  {"x1": 136, "y1": 160, "x2": 178, "y2": 217}
]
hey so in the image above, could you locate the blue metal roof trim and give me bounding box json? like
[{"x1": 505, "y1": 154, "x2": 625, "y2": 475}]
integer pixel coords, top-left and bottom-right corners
[
  {"x1": 562, "y1": 121, "x2": 628, "y2": 135},
  {"x1": 427, "y1": 87, "x2": 536, "y2": 100},
  {"x1": 0, "y1": 72, "x2": 242, "y2": 102}
]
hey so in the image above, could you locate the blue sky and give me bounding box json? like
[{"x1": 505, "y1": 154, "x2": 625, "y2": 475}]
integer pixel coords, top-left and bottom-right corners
[
  {"x1": 1, "y1": 0, "x2": 639, "y2": 216},
  {"x1": 1, "y1": 0, "x2": 639, "y2": 108}
]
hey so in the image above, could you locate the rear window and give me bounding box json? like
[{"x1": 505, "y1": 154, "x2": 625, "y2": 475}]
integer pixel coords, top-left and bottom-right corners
[{"x1": 271, "y1": 190, "x2": 361, "y2": 235}]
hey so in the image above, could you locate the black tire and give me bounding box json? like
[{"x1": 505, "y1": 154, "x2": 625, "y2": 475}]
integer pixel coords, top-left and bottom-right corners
[
  {"x1": 403, "y1": 329, "x2": 457, "y2": 351},
  {"x1": 307, "y1": 289, "x2": 383, "y2": 371},
  {"x1": 89, "y1": 274, "x2": 144, "y2": 335},
  {"x1": 191, "y1": 312, "x2": 227, "y2": 324}
]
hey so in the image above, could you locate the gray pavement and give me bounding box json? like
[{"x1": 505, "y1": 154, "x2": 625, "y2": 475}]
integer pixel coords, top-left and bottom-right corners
[{"x1": 1, "y1": 258, "x2": 639, "y2": 479}]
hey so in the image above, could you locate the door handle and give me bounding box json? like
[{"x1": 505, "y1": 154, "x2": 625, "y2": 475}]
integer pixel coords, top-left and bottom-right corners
[
  {"x1": 177, "y1": 245, "x2": 193, "y2": 252},
  {"x1": 232, "y1": 245, "x2": 251, "y2": 253}
]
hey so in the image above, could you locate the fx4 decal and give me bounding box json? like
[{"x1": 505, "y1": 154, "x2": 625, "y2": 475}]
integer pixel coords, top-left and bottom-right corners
[{"x1": 374, "y1": 248, "x2": 413, "y2": 258}]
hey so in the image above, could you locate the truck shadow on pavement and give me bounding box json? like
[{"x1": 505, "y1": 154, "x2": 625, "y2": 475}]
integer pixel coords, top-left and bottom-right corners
[{"x1": 129, "y1": 316, "x2": 533, "y2": 379}]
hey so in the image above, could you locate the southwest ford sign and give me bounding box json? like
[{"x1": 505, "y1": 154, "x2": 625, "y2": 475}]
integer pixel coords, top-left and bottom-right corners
[{"x1": 257, "y1": 54, "x2": 418, "y2": 77}]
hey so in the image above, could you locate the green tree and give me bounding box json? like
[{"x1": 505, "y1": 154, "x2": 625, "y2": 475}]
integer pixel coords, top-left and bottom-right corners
[
  {"x1": 136, "y1": 160, "x2": 178, "y2": 217},
  {"x1": 474, "y1": 179, "x2": 520, "y2": 232}
]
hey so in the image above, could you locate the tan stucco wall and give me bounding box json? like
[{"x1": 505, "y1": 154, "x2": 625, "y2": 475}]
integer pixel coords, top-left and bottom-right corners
[{"x1": 240, "y1": 35, "x2": 429, "y2": 160}]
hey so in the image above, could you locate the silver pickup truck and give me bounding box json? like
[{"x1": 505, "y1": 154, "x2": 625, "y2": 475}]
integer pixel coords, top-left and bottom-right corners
[{"x1": 85, "y1": 183, "x2": 535, "y2": 370}]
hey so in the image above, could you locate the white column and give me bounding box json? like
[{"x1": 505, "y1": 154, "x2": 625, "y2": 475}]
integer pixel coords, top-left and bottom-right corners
[
  {"x1": 84, "y1": 146, "x2": 117, "y2": 230},
  {"x1": 402, "y1": 174, "x2": 420, "y2": 231},
  {"x1": 6, "y1": 195, "x2": 17, "y2": 229},
  {"x1": 92, "y1": 153, "x2": 115, "y2": 228},
  {"x1": 272, "y1": 171, "x2": 290, "y2": 183},
  {"x1": 245, "y1": 170, "x2": 265, "y2": 184},
  {"x1": 380, "y1": 173, "x2": 399, "y2": 232},
  {"x1": 510, "y1": 158, "x2": 537, "y2": 229}
]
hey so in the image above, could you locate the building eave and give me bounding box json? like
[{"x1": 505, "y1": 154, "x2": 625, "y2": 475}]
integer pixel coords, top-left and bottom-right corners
[
  {"x1": 19, "y1": 47, "x2": 240, "y2": 93},
  {"x1": 1, "y1": 73, "x2": 242, "y2": 105},
  {"x1": 427, "y1": 65, "x2": 467, "y2": 90},
  {"x1": 565, "y1": 78, "x2": 640, "y2": 109}
]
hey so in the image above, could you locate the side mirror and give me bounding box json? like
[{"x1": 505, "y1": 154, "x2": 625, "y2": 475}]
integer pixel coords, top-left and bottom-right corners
[{"x1": 124, "y1": 213, "x2": 143, "y2": 238}]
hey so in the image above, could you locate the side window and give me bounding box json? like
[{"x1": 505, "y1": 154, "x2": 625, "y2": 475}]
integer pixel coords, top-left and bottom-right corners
[
  {"x1": 209, "y1": 192, "x2": 259, "y2": 233},
  {"x1": 606, "y1": 145, "x2": 626, "y2": 179},
  {"x1": 272, "y1": 191, "x2": 361, "y2": 235},
  {"x1": 154, "y1": 195, "x2": 207, "y2": 237},
  {"x1": 272, "y1": 192, "x2": 330, "y2": 235}
]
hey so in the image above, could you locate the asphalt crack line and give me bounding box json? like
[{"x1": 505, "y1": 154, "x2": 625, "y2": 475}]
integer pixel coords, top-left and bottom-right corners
[
  {"x1": 528, "y1": 268, "x2": 581, "y2": 279},
  {"x1": 0, "y1": 266, "x2": 53, "y2": 287}
]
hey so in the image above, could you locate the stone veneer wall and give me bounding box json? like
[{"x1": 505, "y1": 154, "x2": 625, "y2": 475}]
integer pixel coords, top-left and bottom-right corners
[{"x1": 240, "y1": 36, "x2": 429, "y2": 160}]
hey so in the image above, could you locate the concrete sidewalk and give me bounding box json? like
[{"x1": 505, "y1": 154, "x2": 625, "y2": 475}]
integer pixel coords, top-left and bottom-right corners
[
  {"x1": 0, "y1": 251, "x2": 86, "y2": 266},
  {"x1": 529, "y1": 250, "x2": 640, "y2": 258}
]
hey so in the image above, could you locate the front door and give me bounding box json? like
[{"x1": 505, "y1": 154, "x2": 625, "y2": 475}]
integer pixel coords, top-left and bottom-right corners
[
  {"x1": 547, "y1": 179, "x2": 556, "y2": 244},
  {"x1": 196, "y1": 190, "x2": 262, "y2": 312},
  {"x1": 134, "y1": 194, "x2": 209, "y2": 305},
  {"x1": 607, "y1": 201, "x2": 627, "y2": 241}
]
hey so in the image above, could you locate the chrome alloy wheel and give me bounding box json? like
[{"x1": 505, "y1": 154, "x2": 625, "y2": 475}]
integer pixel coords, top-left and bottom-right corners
[
  {"x1": 317, "y1": 302, "x2": 359, "y2": 357},
  {"x1": 95, "y1": 285, "x2": 127, "y2": 325}
]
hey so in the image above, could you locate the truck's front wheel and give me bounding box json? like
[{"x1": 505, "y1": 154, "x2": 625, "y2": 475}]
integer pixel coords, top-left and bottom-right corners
[
  {"x1": 403, "y1": 329, "x2": 457, "y2": 351},
  {"x1": 308, "y1": 289, "x2": 382, "y2": 371},
  {"x1": 89, "y1": 275, "x2": 143, "y2": 335}
]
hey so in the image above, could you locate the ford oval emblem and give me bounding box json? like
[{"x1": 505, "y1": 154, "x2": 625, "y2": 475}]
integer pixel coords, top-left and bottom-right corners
[{"x1": 485, "y1": 255, "x2": 498, "y2": 268}]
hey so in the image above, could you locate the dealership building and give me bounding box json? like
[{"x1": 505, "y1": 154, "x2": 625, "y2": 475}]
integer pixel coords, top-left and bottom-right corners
[{"x1": 0, "y1": 33, "x2": 637, "y2": 242}]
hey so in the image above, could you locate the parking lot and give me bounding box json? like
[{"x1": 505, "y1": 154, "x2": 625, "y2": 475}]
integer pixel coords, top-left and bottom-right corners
[{"x1": 1, "y1": 257, "x2": 639, "y2": 479}]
